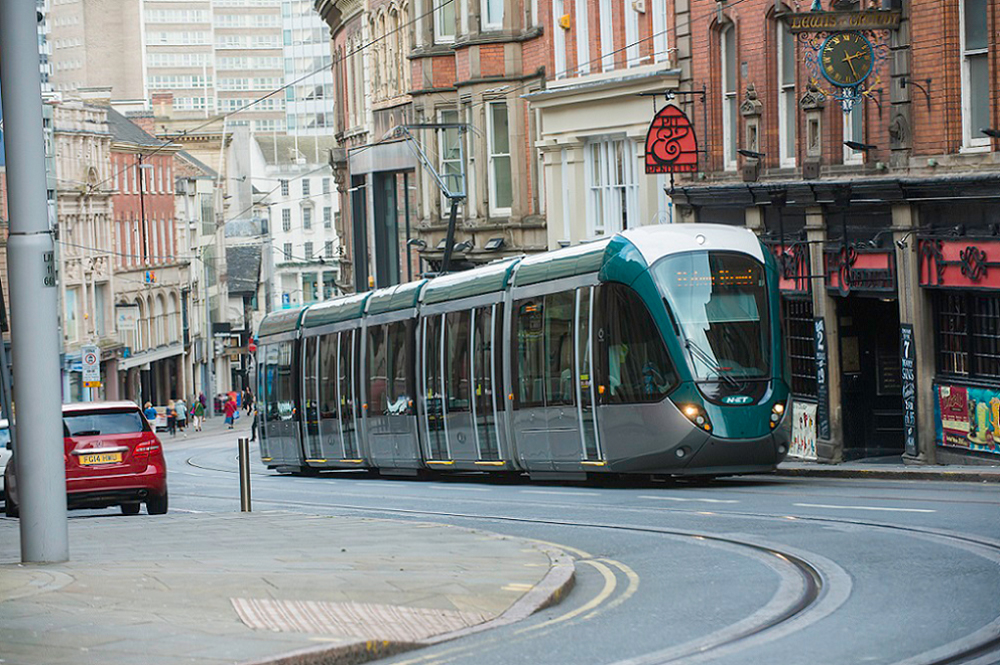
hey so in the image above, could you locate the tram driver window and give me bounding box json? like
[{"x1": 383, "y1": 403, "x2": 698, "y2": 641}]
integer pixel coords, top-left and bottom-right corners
[{"x1": 599, "y1": 284, "x2": 677, "y2": 403}]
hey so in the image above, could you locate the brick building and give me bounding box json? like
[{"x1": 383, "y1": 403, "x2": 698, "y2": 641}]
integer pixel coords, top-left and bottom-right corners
[{"x1": 671, "y1": 0, "x2": 1000, "y2": 465}]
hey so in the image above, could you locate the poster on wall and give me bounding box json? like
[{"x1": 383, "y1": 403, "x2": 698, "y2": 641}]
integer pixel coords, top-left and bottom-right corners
[
  {"x1": 935, "y1": 383, "x2": 1000, "y2": 456},
  {"x1": 789, "y1": 401, "x2": 818, "y2": 460}
]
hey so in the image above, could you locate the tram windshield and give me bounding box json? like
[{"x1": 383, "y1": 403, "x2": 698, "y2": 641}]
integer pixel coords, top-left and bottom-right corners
[{"x1": 652, "y1": 251, "x2": 770, "y2": 382}]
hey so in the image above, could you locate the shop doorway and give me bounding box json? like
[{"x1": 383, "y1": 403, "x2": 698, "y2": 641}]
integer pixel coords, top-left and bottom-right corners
[{"x1": 837, "y1": 297, "x2": 904, "y2": 459}]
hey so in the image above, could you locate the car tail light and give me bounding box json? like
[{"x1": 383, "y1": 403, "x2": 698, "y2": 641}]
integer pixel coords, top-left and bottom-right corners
[{"x1": 135, "y1": 440, "x2": 161, "y2": 456}]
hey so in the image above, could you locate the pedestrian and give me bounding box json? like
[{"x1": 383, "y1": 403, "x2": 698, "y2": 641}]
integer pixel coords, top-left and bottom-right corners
[
  {"x1": 192, "y1": 399, "x2": 205, "y2": 432},
  {"x1": 224, "y1": 395, "x2": 238, "y2": 430},
  {"x1": 244, "y1": 388, "x2": 254, "y2": 415},
  {"x1": 166, "y1": 400, "x2": 177, "y2": 437},
  {"x1": 143, "y1": 401, "x2": 157, "y2": 425},
  {"x1": 250, "y1": 407, "x2": 258, "y2": 442},
  {"x1": 175, "y1": 398, "x2": 188, "y2": 437}
]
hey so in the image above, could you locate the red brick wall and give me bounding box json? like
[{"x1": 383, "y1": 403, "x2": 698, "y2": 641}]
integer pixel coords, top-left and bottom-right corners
[{"x1": 479, "y1": 44, "x2": 506, "y2": 78}]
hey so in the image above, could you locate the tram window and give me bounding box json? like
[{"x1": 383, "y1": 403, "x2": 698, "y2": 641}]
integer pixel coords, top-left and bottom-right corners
[
  {"x1": 545, "y1": 291, "x2": 576, "y2": 406},
  {"x1": 275, "y1": 341, "x2": 297, "y2": 420},
  {"x1": 368, "y1": 325, "x2": 388, "y2": 415},
  {"x1": 599, "y1": 284, "x2": 677, "y2": 404},
  {"x1": 514, "y1": 298, "x2": 545, "y2": 407},
  {"x1": 339, "y1": 331, "x2": 355, "y2": 432},
  {"x1": 263, "y1": 344, "x2": 279, "y2": 422},
  {"x1": 319, "y1": 333, "x2": 338, "y2": 419},
  {"x1": 445, "y1": 311, "x2": 471, "y2": 412},
  {"x1": 387, "y1": 320, "x2": 413, "y2": 414}
]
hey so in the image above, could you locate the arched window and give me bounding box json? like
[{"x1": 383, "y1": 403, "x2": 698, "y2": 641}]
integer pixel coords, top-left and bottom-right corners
[
  {"x1": 777, "y1": 18, "x2": 796, "y2": 167},
  {"x1": 168, "y1": 292, "x2": 180, "y2": 340},
  {"x1": 720, "y1": 24, "x2": 737, "y2": 171},
  {"x1": 154, "y1": 294, "x2": 166, "y2": 347}
]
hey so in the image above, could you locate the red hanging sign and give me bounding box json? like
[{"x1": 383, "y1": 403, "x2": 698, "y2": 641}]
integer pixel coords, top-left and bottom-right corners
[{"x1": 644, "y1": 105, "x2": 699, "y2": 174}]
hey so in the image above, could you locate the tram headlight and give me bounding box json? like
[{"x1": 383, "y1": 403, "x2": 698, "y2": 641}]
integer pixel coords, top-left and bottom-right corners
[
  {"x1": 680, "y1": 403, "x2": 712, "y2": 432},
  {"x1": 769, "y1": 401, "x2": 787, "y2": 429}
]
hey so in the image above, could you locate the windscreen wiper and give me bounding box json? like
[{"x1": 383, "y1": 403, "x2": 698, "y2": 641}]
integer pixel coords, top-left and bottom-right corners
[{"x1": 684, "y1": 339, "x2": 741, "y2": 389}]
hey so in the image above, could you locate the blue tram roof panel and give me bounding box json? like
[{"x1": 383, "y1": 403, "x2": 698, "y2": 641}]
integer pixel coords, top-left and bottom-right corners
[
  {"x1": 422, "y1": 257, "x2": 521, "y2": 305},
  {"x1": 512, "y1": 238, "x2": 612, "y2": 288},
  {"x1": 302, "y1": 291, "x2": 371, "y2": 328},
  {"x1": 367, "y1": 279, "x2": 426, "y2": 316},
  {"x1": 257, "y1": 306, "x2": 308, "y2": 337}
]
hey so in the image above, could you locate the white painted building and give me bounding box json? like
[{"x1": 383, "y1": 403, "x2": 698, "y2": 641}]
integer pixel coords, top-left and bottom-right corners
[{"x1": 249, "y1": 134, "x2": 339, "y2": 309}]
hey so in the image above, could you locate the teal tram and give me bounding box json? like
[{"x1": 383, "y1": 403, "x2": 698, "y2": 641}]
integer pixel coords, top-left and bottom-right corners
[{"x1": 255, "y1": 224, "x2": 791, "y2": 480}]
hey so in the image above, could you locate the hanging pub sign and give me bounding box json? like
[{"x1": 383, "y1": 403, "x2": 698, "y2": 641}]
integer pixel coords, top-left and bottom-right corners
[
  {"x1": 644, "y1": 105, "x2": 698, "y2": 174},
  {"x1": 918, "y1": 238, "x2": 1000, "y2": 289},
  {"x1": 781, "y1": 2, "x2": 899, "y2": 113},
  {"x1": 824, "y1": 245, "x2": 896, "y2": 296},
  {"x1": 766, "y1": 242, "x2": 812, "y2": 295}
]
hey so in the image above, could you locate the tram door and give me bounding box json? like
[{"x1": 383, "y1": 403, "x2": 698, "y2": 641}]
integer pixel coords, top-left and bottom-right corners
[
  {"x1": 316, "y1": 332, "x2": 343, "y2": 461},
  {"x1": 575, "y1": 287, "x2": 602, "y2": 462},
  {"x1": 339, "y1": 329, "x2": 362, "y2": 459},
  {"x1": 472, "y1": 305, "x2": 503, "y2": 461},
  {"x1": 301, "y1": 336, "x2": 322, "y2": 461},
  {"x1": 545, "y1": 291, "x2": 582, "y2": 464}
]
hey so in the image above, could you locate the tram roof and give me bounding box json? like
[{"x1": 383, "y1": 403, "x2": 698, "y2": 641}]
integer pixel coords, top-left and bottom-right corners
[
  {"x1": 301, "y1": 291, "x2": 371, "y2": 328},
  {"x1": 619, "y1": 224, "x2": 765, "y2": 266},
  {"x1": 422, "y1": 258, "x2": 520, "y2": 305},
  {"x1": 511, "y1": 238, "x2": 611, "y2": 287},
  {"x1": 257, "y1": 306, "x2": 308, "y2": 338},
  {"x1": 366, "y1": 280, "x2": 426, "y2": 315}
]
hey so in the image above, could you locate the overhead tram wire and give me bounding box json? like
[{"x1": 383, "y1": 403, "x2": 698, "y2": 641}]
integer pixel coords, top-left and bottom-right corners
[
  {"x1": 59, "y1": 0, "x2": 750, "y2": 273},
  {"x1": 85, "y1": 0, "x2": 458, "y2": 197},
  {"x1": 346, "y1": 0, "x2": 754, "y2": 165}
]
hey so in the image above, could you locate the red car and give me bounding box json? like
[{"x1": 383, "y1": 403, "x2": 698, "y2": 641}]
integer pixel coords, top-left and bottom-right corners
[{"x1": 4, "y1": 401, "x2": 168, "y2": 517}]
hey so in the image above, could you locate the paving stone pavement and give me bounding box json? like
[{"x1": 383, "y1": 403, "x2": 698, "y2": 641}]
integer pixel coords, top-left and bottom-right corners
[{"x1": 0, "y1": 512, "x2": 574, "y2": 665}]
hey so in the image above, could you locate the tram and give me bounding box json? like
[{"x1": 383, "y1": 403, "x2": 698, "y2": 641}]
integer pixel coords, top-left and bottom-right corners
[{"x1": 255, "y1": 224, "x2": 791, "y2": 479}]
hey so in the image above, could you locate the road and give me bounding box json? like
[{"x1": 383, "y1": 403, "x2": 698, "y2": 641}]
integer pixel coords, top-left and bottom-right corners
[{"x1": 164, "y1": 428, "x2": 1000, "y2": 664}]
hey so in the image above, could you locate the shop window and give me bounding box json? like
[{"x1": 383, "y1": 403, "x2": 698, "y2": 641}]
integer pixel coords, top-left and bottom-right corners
[
  {"x1": 783, "y1": 298, "x2": 817, "y2": 398},
  {"x1": 929, "y1": 292, "x2": 1000, "y2": 380},
  {"x1": 599, "y1": 283, "x2": 677, "y2": 403}
]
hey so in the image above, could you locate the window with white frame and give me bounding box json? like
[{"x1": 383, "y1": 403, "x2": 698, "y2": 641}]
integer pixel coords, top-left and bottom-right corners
[
  {"x1": 487, "y1": 101, "x2": 513, "y2": 215},
  {"x1": 304, "y1": 241, "x2": 313, "y2": 259},
  {"x1": 553, "y1": 0, "x2": 567, "y2": 77},
  {"x1": 283, "y1": 242, "x2": 293, "y2": 260},
  {"x1": 625, "y1": 2, "x2": 640, "y2": 67},
  {"x1": 435, "y1": 0, "x2": 456, "y2": 43},
  {"x1": 586, "y1": 137, "x2": 638, "y2": 237},
  {"x1": 303, "y1": 207, "x2": 312, "y2": 229},
  {"x1": 721, "y1": 25, "x2": 737, "y2": 171},
  {"x1": 599, "y1": 0, "x2": 614, "y2": 72},
  {"x1": 575, "y1": 0, "x2": 590, "y2": 74},
  {"x1": 843, "y1": 101, "x2": 864, "y2": 165},
  {"x1": 652, "y1": 0, "x2": 669, "y2": 62},
  {"x1": 439, "y1": 109, "x2": 463, "y2": 211},
  {"x1": 961, "y1": 0, "x2": 990, "y2": 149},
  {"x1": 778, "y1": 20, "x2": 796, "y2": 167},
  {"x1": 481, "y1": 0, "x2": 503, "y2": 31},
  {"x1": 282, "y1": 209, "x2": 291, "y2": 231}
]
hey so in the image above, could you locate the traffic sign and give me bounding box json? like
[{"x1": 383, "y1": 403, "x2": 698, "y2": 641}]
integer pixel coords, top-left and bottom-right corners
[{"x1": 82, "y1": 344, "x2": 100, "y2": 384}]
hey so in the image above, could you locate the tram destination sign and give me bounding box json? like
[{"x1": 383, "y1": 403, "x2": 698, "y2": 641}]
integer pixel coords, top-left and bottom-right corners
[{"x1": 783, "y1": 9, "x2": 901, "y2": 34}]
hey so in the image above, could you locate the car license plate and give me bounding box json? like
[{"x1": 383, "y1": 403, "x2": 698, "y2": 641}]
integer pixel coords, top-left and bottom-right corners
[{"x1": 79, "y1": 452, "x2": 122, "y2": 465}]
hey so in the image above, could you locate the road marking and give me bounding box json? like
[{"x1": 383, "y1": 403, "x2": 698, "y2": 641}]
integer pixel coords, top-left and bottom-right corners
[
  {"x1": 585, "y1": 558, "x2": 640, "y2": 619},
  {"x1": 521, "y1": 490, "x2": 600, "y2": 497},
  {"x1": 516, "y1": 559, "x2": 617, "y2": 633},
  {"x1": 432, "y1": 486, "x2": 491, "y2": 492},
  {"x1": 639, "y1": 495, "x2": 739, "y2": 504},
  {"x1": 794, "y1": 502, "x2": 936, "y2": 513},
  {"x1": 169, "y1": 508, "x2": 205, "y2": 514}
]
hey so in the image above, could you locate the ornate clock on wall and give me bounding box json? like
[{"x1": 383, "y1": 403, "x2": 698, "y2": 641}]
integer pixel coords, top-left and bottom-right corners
[{"x1": 819, "y1": 31, "x2": 875, "y2": 88}]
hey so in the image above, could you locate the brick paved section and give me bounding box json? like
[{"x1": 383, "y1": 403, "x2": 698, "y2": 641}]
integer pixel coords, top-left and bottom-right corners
[{"x1": 0, "y1": 512, "x2": 573, "y2": 665}]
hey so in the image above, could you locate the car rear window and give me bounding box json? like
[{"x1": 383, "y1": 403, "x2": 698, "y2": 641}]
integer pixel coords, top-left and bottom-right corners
[{"x1": 63, "y1": 410, "x2": 150, "y2": 437}]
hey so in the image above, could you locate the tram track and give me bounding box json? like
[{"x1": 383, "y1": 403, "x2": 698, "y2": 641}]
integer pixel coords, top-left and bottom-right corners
[{"x1": 182, "y1": 453, "x2": 1000, "y2": 665}]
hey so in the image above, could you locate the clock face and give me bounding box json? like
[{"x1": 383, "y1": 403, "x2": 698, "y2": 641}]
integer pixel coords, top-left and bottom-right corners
[{"x1": 820, "y1": 32, "x2": 874, "y2": 88}]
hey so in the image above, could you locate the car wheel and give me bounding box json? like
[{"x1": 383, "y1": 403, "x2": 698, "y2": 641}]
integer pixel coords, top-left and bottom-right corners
[
  {"x1": 146, "y1": 491, "x2": 168, "y2": 515},
  {"x1": 5, "y1": 498, "x2": 18, "y2": 518},
  {"x1": 121, "y1": 502, "x2": 141, "y2": 516}
]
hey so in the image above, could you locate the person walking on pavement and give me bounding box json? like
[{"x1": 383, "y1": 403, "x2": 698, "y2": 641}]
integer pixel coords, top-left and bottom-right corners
[
  {"x1": 166, "y1": 400, "x2": 177, "y2": 437},
  {"x1": 175, "y1": 398, "x2": 188, "y2": 437},
  {"x1": 192, "y1": 399, "x2": 205, "y2": 432},
  {"x1": 143, "y1": 402, "x2": 157, "y2": 426},
  {"x1": 250, "y1": 406, "x2": 258, "y2": 442},
  {"x1": 224, "y1": 395, "x2": 238, "y2": 430},
  {"x1": 244, "y1": 388, "x2": 254, "y2": 416}
]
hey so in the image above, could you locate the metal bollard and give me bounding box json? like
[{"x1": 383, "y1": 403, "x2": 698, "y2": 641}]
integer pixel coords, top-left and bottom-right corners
[{"x1": 238, "y1": 437, "x2": 252, "y2": 512}]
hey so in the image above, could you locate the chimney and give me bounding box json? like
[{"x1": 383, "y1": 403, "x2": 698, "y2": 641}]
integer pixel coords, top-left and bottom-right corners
[
  {"x1": 152, "y1": 92, "x2": 174, "y2": 117},
  {"x1": 126, "y1": 110, "x2": 156, "y2": 136}
]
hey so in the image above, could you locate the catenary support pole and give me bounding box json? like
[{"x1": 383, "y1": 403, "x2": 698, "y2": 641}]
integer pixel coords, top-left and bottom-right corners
[{"x1": 0, "y1": 0, "x2": 70, "y2": 562}]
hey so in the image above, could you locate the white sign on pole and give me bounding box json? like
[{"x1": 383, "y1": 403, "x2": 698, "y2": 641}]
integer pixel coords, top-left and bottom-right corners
[
  {"x1": 115, "y1": 304, "x2": 140, "y2": 332},
  {"x1": 82, "y1": 344, "x2": 100, "y2": 385}
]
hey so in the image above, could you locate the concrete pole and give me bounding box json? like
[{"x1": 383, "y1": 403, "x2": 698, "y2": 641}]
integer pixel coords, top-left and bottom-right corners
[{"x1": 0, "y1": 0, "x2": 70, "y2": 562}]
